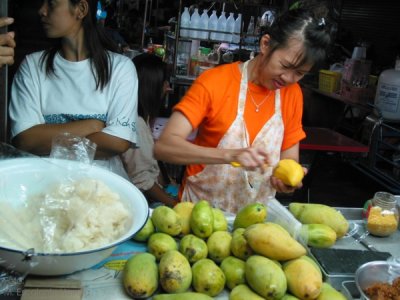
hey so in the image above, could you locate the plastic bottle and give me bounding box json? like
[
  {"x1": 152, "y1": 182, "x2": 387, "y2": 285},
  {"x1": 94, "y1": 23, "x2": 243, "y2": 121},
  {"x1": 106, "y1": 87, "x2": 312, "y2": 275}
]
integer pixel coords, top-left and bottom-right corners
[
  {"x1": 209, "y1": 10, "x2": 218, "y2": 41},
  {"x1": 246, "y1": 16, "x2": 255, "y2": 44},
  {"x1": 374, "y1": 57, "x2": 400, "y2": 122},
  {"x1": 180, "y1": 7, "x2": 190, "y2": 38},
  {"x1": 189, "y1": 8, "x2": 201, "y2": 39},
  {"x1": 199, "y1": 9, "x2": 209, "y2": 40},
  {"x1": 233, "y1": 13, "x2": 242, "y2": 44},
  {"x1": 217, "y1": 11, "x2": 227, "y2": 41},
  {"x1": 225, "y1": 12, "x2": 235, "y2": 43}
]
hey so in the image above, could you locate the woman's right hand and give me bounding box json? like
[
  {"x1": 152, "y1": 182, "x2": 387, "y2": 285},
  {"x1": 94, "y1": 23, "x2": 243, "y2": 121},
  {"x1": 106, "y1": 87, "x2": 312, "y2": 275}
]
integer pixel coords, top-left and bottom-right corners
[{"x1": 228, "y1": 147, "x2": 270, "y2": 172}]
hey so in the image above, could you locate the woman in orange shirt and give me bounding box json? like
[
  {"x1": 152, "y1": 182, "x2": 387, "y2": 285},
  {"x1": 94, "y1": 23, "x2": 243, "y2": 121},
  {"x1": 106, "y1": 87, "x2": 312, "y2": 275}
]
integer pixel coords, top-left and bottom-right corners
[{"x1": 154, "y1": 4, "x2": 332, "y2": 213}]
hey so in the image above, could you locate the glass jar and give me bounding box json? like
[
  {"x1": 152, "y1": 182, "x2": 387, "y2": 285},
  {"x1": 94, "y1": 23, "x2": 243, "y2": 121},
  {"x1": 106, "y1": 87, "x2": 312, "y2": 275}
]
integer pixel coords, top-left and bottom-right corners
[{"x1": 367, "y1": 192, "x2": 399, "y2": 237}]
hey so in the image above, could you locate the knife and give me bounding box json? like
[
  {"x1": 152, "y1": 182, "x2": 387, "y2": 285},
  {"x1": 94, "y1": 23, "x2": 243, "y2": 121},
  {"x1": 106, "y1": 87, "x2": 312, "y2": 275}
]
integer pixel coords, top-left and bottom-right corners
[{"x1": 352, "y1": 231, "x2": 378, "y2": 252}]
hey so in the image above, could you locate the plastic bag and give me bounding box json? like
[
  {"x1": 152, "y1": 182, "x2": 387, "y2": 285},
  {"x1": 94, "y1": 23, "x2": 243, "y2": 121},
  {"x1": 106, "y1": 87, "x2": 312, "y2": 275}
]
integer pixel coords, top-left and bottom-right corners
[
  {"x1": 265, "y1": 197, "x2": 303, "y2": 242},
  {"x1": 50, "y1": 132, "x2": 96, "y2": 164}
]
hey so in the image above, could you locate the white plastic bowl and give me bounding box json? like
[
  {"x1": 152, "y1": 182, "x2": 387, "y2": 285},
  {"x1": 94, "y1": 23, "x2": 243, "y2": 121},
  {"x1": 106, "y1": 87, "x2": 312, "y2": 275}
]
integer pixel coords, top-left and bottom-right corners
[{"x1": 0, "y1": 157, "x2": 149, "y2": 276}]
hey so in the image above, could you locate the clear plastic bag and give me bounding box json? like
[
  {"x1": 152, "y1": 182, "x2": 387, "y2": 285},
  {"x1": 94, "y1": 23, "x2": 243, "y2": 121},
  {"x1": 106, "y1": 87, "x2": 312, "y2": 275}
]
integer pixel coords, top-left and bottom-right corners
[{"x1": 265, "y1": 197, "x2": 304, "y2": 242}]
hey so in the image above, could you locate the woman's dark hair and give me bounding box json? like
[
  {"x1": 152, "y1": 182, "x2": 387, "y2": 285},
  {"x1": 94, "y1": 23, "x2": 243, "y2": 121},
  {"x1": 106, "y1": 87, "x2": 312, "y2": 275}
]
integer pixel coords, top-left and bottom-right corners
[
  {"x1": 39, "y1": 0, "x2": 119, "y2": 90},
  {"x1": 261, "y1": 1, "x2": 332, "y2": 71},
  {"x1": 133, "y1": 53, "x2": 168, "y2": 123}
]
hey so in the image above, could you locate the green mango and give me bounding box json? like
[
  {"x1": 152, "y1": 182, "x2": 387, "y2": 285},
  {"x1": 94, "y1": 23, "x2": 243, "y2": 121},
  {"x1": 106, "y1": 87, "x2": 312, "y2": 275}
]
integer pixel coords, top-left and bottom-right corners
[
  {"x1": 153, "y1": 292, "x2": 213, "y2": 300},
  {"x1": 316, "y1": 282, "x2": 347, "y2": 300},
  {"x1": 132, "y1": 218, "x2": 154, "y2": 242},
  {"x1": 159, "y1": 250, "x2": 192, "y2": 293},
  {"x1": 220, "y1": 256, "x2": 246, "y2": 290},
  {"x1": 245, "y1": 255, "x2": 287, "y2": 300},
  {"x1": 122, "y1": 252, "x2": 158, "y2": 298},
  {"x1": 207, "y1": 231, "x2": 232, "y2": 263},
  {"x1": 147, "y1": 232, "x2": 177, "y2": 260},
  {"x1": 212, "y1": 207, "x2": 228, "y2": 231},
  {"x1": 233, "y1": 202, "x2": 267, "y2": 229},
  {"x1": 192, "y1": 258, "x2": 226, "y2": 297},
  {"x1": 190, "y1": 200, "x2": 214, "y2": 238},
  {"x1": 281, "y1": 294, "x2": 301, "y2": 300},
  {"x1": 300, "y1": 223, "x2": 337, "y2": 248},
  {"x1": 179, "y1": 234, "x2": 208, "y2": 264},
  {"x1": 229, "y1": 284, "x2": 265, "y2": 300},
  {"x1": 151, "y1": 205, "x2": 182, "y2": 236},
  {"x1": 230, "y1": 228, "x2": 253, "y2": 260}
]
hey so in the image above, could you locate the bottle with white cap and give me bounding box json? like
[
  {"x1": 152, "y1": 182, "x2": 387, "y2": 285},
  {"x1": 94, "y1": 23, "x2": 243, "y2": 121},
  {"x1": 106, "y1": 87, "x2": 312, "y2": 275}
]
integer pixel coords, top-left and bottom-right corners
[
  {"x1": 233, "y1": 13, "x2": 242, "y2": 44},
  {"x1": 209, "y1": 10, "x2": 218, "y2": 41},
  {"x1": 226, "y1": 12, "x2": 235, "y2": 43},
  {"x1": 189, "y1": 8, "x2": 201, "y2": 39},
  {"x1": 217, "y1": 11, "x2": 227, "y2": 41},
  {"x1": 180, "y1": 7, "x2": 190, "y2": 38},
  {"x1": 199, "y1": 9, "x2": 209, "y2": 40}
]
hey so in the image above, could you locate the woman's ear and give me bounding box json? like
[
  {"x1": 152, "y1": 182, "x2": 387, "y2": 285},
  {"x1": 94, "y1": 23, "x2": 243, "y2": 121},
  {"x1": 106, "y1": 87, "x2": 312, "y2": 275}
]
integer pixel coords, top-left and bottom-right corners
[
  {"x1": 76, "y1": 0, "x2": 89, "y2": 19},
  {"x1": 259, "y1": 34, "x2": 271, "y2": 55}
]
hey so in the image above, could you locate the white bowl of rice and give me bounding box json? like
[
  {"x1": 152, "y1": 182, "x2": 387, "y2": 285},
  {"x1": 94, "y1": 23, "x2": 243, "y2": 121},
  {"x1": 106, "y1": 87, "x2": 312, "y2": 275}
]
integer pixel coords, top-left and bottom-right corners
[{"x1": 0, "y1": 157, "x2": 149, "y2": 276}]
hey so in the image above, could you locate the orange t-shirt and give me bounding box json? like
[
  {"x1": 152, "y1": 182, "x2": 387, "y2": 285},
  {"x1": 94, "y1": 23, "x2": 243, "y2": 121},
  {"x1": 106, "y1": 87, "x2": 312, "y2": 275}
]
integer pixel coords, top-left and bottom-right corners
[{"x1": 174, "y1": 61, "x2": 306, "y2": 180}]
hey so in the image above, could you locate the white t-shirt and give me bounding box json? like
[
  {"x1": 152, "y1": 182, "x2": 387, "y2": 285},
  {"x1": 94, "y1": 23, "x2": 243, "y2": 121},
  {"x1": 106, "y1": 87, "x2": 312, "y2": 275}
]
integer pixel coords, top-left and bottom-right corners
[{"x1": 9, "y1": 50, "x2": 138, "y2": 178}]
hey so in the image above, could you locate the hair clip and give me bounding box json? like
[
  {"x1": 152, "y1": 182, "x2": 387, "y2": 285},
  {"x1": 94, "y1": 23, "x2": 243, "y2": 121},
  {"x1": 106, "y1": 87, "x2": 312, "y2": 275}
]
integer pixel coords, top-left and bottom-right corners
[{"x1": 317, "y1": 17, "x2": 326, "y2": 28}]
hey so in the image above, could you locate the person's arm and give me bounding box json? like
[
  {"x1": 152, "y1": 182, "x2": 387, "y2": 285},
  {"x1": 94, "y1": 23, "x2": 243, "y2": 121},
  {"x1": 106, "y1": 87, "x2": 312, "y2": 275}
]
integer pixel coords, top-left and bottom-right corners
[
  {"x1": 87, "y1": 131, "x2": 131, "y2": 158},
  {"x1": 12, "y1": 119, "x2": 105, "y2": 156},
  {"x1": 0, "y1": 17, "x2": 15, "y2": 68},
  {"x1": 154, "y1": 111, "x2": 270, "y2": 169},
  {"x1": 143, "y1": 183, "x2": 178, "y2": 208}
]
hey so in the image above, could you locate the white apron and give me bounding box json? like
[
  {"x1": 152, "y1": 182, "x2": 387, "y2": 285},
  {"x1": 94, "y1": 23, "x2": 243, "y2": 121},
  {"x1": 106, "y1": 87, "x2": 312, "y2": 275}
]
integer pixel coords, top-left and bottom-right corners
[{"x1": 182, "y1": 60, "x2": 284, "y2": 213}]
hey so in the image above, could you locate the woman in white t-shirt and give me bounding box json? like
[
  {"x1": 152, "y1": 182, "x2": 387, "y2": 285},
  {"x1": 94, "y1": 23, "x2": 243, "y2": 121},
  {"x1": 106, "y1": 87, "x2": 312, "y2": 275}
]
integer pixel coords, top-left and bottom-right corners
[
  {"x1": 9, "y1": 0, "x2": 138, "y2": 178},
  {"x1": 121, "y1": 53, "x2": 178, "y2": 207}
]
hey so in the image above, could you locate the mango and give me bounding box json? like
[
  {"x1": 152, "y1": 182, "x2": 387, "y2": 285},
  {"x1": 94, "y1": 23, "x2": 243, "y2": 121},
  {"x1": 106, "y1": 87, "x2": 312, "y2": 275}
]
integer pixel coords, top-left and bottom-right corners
[
  {"x1": 212, "y1": 207, "x2": 228, "y2": 231},
  {"x1": 230, "y1": 228, "x2": 253, "y2": 260},
  {"x1": 233, "y1": 202, "x2": 267, "y2": 229},
  {"x1": 192, "y1": 258, "x2": 226, "y2": 297},
  {"x1": 230, "y1": 284, "x2": 265, "y2": 300},
  {"x1": 245, "y1": 255, "x2": 287, "y2": 299},
  {"x1": 244, "y1": 222, "x2": 306, "y2": 261},
  {"x1": 153, "y1": 292, "x2": 213, "y2": 300},
  {"x1": 190, "y1": 200, "x2": 214, "y2": 238},
  {"x1": 281, "y1": 294, "x2": 301, "y2": 300},
  {"x1": 179, "y1": 234, "x2": 208, "y2": 263},
  {"x1": 289, "y1": 203, "x2": 349, "y2": 238},
  {"x1": 173, "y1": 201, "x2": 194, "y2": 235},
  {"x1": 207, "y1": 231, "x2": 232, "y2": 263},
  {"x1": 283, "y1": 256, "x2": 323, "y2": 300},
  {"x1": 316, "y1": 282, "x2": 347, "y2": 300},
  {"x1": 123, "y1": 252, "x2": 158, "y2": 298},
  {"x1": 273, "y1": 159, "x2": 304, "y2": 187},
  {"x1": 132, "y1": 217, "x2": 155, "y2": 242},
  {"x1": 300, "y1": 224, "x2": 337, "y2": 248},
  {"x1": 151, "y1": 205, "x2": 182, "y2": 236},
  {"x1": 159, "y1": 250, "x2": 192, "y2": 293},
  {"x1": 147, "y1": 232, "x2": 177, "y2": 260},
  {"x1": 220, "y1": 256, "x2": 246, "y2": 290}
]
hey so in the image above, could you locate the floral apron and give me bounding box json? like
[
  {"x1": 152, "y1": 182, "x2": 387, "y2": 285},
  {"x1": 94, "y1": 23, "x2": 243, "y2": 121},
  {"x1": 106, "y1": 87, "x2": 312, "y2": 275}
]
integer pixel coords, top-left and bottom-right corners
[{"x1": 182, "y1": 60, "x2": 284, "y2": 213}]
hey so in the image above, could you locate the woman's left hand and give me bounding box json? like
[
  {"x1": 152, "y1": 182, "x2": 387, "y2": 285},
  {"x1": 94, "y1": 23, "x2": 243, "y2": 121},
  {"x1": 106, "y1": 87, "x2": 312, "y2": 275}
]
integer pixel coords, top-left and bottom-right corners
[{"x1": 270, "y1": 166, "x2": 308, "y2": 193}]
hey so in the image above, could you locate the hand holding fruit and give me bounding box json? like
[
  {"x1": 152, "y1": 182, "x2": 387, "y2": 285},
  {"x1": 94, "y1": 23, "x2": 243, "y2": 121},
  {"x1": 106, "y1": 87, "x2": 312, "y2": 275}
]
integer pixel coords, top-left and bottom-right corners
[{"x1": 271, "y1": 159, "x2": 307, "y2": 193}]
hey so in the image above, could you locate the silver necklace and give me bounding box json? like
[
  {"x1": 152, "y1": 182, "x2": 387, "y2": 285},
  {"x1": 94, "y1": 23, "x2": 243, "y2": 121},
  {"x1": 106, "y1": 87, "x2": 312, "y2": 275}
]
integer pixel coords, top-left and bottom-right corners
[{"x1": 248, "y1": 89, "x2": 271, "y2": 112}]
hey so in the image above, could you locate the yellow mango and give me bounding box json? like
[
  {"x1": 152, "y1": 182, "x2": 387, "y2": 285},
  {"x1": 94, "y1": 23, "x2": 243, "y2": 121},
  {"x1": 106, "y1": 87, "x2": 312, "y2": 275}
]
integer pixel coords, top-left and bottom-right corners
[
  {"x1": 273, "y1": 159, "x2": 304, "y2": 187},
  {"x1": 147, "y1": 232, "x2": 177, "y2": 260},
  {"x1": 132, "y1": 218, "x2": 155, "y2": 242},
  {"x1": 283, "y1": 256, "x2": 323, "y2": 300},
  {"x1": 151, "y1": 205, "x2": 182, "y2": 236},
  {"x1": 230, "y1": 228, "x2": 254, "y2": 260},
  {"x1": 179, "y1": 234, "x2": 208, "y2": 263},
  {"x1": 244, "y1": 223, "x2": 306, "y2": 261},
  {"x1": 173, "y1": 201, "x2": 194, "y2": 235},
  {"x1": 220, "y1": 256, "x2": 246, "y2": 290},
  {"x1": 159, "y1": 250, "x2": 192, "y2": 293},
  {"x1": 207, "y1": 231, "x2": 232, "y2": 263},
  {"x1": 212, "y1": 207, "x2": 228, "y2": 231},
  {"x1": 123, "y1": 253, "x2": 158, "y2": 298},
  {"x1": 192, "y1": 258, "x2": 226, "y2": 297},
  {"x1": 153, "y1": 293, "x2": 213, "y2": 300},
  {"x1": 289, "y1": 203, "x2": 349, "y2": 238}
]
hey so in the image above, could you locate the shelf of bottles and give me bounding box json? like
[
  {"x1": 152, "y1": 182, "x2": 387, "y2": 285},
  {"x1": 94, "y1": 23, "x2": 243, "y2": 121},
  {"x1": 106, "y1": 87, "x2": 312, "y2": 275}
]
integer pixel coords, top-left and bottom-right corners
[{"x1": 171, "y1": 5, "x2": 261, "y2": 84}]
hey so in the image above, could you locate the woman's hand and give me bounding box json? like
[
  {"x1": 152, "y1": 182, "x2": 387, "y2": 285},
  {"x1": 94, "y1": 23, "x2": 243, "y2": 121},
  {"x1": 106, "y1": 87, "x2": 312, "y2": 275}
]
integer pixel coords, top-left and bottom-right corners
[
  {"x1": 271, "y1": 166, "x2": 308, "y2": 193},
  {"x1": 229, "y1": 147, "x2": 270, "y2": 172}
]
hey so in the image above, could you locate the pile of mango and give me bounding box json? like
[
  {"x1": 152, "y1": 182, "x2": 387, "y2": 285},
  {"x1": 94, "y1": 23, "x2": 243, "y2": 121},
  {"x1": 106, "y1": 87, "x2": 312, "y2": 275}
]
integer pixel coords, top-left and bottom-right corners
[{"x1": 122, "y1": 200, "x2": 349, "y2": 300}]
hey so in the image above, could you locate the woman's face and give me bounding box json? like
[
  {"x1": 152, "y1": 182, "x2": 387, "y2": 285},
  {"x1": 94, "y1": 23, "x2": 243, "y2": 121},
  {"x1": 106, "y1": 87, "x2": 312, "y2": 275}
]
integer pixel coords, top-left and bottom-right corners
[
  {"x1": 254, "y1": 37, "x2": 313, "y2": 90},
  {"x1": 38, "y1": 0, "x2": 83, "y2": 39}
]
